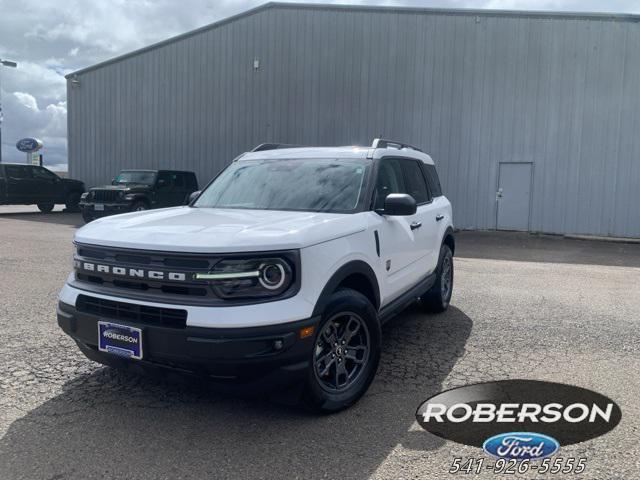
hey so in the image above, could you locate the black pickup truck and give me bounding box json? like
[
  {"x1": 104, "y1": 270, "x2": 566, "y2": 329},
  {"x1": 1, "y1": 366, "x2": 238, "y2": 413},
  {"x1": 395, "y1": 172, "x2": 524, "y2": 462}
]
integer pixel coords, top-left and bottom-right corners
[
  {"x1": 80, "y1": 169, "x2": 199, "y2": 223},
  {"x1": 0, "y1": 164, "x2": 85, "y2": 212}
]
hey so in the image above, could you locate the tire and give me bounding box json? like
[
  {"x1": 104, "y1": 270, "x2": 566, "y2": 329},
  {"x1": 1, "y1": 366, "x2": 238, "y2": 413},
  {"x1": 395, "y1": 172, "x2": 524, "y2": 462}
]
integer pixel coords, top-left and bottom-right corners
[
  {"x1": 37, "y1": 202, "x2": 55, "y2": 213},
  {"x1": 303, "y1": 288, "x2": 381, "y2": 413},
  {"x1": 420, "y1": 244, "x2": 454, "y2": 313},
  {"x1": 81, "y1": 210, "x2": 94, "y2": 223},
  {"x1": 65, "y1": 192, "x2": 81, "y2": 212},
  {"x1": 131, "y1": 201, "x2": 148, "y2": 212}
]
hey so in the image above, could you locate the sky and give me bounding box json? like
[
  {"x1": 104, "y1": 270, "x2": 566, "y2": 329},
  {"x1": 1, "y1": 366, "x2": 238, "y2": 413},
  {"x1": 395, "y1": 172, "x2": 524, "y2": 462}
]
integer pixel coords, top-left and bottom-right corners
[{"x1": 0, "y1": 0, "x2": 638, "y2": 170}]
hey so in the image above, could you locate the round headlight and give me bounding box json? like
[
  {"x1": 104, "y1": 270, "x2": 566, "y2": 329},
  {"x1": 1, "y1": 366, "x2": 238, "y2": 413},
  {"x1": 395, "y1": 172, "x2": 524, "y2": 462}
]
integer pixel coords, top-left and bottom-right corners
[
  {"x1": 259, "y1": 262, "x2": 286, "y2": 290},
  {"x1": 118, "y1": 191, "x2": 125, "y2": 199}
]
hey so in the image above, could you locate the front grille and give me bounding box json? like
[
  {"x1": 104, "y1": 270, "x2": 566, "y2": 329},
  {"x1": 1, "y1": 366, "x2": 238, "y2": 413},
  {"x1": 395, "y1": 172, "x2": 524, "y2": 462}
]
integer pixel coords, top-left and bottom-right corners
[
  {"x1": 92, "y1": 190, "x2": 121, "y2": 202},
  {"x1": 74, "y1": 244, "x2": 218, "y2": 301},
  {"x1": 76, "y1": 294, "x2": 187, "y2": 328}
]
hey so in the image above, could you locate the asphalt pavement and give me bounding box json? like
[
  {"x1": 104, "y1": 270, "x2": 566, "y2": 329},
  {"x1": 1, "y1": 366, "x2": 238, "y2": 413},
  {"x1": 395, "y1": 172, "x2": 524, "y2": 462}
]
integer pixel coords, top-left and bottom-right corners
[{"x1": 1, "y1": 205, "x2": 639, "y2": 479}]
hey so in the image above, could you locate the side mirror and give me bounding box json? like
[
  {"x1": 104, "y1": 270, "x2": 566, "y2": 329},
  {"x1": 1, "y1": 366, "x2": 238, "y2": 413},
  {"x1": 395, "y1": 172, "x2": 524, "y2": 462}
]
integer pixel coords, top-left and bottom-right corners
[
  {"x1": 111, "y1": 178, "x2": 117, "y2": 185},
  {"x1": 378, "y1": 193, "x2": 417, "y2": 216},
  {"x1": 187, "y1": 190, "x2": 201, "y2": 205},
  {"x1": 157, "y1": 179, "x2": 167, "y2": 188}
]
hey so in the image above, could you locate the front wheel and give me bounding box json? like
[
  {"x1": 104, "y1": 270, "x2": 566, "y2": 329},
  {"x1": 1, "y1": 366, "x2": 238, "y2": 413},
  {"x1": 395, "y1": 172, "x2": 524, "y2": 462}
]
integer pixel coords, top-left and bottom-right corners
[
  {"x1": 420, "y1": 244, "x2": 453, "y2": 313},
  {"x1": 65, "y1": 192, "x2": 81, "y2": 212},
  {"x1": 37, "y1": 202, "x2": 55, "y2": 213},
  {"x1": 303, "y1": 288, "x2": 381, "y2": 413},
  {"x1": 81, "y1": 210, "x2": 94, "y2": 223},
  {"x1": 131, "y1": 201, "x2": 148, "y2": 212}
]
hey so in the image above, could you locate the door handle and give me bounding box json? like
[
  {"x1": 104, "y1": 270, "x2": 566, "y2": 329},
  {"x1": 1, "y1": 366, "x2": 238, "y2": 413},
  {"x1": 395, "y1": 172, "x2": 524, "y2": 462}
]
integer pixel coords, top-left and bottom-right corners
[
  {"x1": 410, "y1": 221, "x2": 422, "y2": 230},
  {"x1": 435, "y1": 214, "x2": 445, "y2": 221}
]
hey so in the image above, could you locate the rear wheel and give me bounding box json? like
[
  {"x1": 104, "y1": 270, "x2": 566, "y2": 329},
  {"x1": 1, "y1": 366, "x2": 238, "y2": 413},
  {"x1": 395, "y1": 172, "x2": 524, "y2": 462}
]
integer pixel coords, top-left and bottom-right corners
[
  {"x1": 420, "y1": 244, "x2": 453, "y2": 313},
  {"x1": 304, "y1": 289, "x2": 381, "y2": 413},
  {"x1": 37, "y1": 202, "x2": 54, "y2": 213}
]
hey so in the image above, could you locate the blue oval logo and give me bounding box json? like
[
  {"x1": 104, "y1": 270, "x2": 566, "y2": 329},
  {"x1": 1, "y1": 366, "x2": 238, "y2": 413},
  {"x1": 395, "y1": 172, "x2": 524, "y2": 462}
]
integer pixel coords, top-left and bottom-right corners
[
  {"x1": 483, "y1": 432, "x2": 559, "y2": 460},
  {"x1": 16, "y1": 137, "x2": 42, "y2": 153}
]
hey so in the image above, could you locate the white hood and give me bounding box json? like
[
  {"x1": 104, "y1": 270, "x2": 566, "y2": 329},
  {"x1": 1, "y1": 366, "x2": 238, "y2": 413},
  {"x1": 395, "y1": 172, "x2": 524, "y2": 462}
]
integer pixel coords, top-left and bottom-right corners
[{"x1": 75, "y1": 206, "x2": 366, "y2": 252}]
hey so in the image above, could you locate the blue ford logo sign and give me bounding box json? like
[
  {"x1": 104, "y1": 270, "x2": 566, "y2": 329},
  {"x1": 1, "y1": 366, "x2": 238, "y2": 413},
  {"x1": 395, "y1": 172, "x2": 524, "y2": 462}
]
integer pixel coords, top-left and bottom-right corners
[
  {"x1": 483, "y1": 432, "x2": 560, "y2": 460},
  {"x1": 16, "y1": 137, "x2": 43, "y2": 153}
]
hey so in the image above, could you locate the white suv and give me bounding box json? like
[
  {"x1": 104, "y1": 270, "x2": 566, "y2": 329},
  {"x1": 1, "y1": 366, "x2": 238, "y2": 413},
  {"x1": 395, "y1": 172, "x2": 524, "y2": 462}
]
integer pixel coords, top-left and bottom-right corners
[{"x1": 58, "y1": 139, "x2": 454, "y2": 412}]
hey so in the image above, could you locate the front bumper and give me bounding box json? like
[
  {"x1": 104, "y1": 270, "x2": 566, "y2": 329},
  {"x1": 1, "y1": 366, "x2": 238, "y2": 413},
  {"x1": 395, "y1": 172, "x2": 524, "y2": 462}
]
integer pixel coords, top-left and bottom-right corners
[
  {"x1": 57, "y1": 301, "x2": 320, "y2": 391},
  {"x1": 80, "y1": 202, "x2": 133, "y2": 218}
]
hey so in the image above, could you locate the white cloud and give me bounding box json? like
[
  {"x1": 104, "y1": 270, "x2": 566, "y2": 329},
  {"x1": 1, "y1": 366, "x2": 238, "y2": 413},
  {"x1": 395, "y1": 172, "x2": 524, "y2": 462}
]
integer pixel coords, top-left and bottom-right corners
[{"x1": 13, "y1": 92, "x2": 38, "y2": 111}]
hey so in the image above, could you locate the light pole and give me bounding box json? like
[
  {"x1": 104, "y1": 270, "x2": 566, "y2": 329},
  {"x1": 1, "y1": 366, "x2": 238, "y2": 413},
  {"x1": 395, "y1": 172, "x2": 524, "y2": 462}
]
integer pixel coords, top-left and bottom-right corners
[{"x1": 0, "y1": 59, "x2": 18, "y2": 163}]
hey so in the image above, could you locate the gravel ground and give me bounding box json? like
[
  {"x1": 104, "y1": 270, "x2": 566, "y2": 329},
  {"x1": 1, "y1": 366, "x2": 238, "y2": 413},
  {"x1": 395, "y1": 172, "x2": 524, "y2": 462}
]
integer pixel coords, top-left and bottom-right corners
[{"x1": 1, "y1": 205, "x2": 639, "y2": 480}]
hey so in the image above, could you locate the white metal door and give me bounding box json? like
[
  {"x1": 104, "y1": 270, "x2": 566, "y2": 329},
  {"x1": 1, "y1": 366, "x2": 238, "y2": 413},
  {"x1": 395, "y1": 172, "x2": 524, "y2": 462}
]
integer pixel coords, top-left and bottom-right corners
[{"x1": 497, "y1": 163, "x2": 533, "y2": 231}]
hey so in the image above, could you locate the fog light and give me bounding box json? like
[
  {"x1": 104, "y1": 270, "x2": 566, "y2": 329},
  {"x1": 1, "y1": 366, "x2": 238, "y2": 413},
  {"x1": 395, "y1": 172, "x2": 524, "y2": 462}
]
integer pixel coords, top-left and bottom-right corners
[{"x1": 273, "y1": 339, "x2": 283, "y2": 350}]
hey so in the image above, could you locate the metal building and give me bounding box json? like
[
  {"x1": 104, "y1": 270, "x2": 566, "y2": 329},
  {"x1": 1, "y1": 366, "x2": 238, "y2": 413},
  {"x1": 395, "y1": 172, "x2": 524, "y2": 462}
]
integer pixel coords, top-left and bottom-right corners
[{"x1": 66, "y1": 2, "x2": 640, "y2": 238}]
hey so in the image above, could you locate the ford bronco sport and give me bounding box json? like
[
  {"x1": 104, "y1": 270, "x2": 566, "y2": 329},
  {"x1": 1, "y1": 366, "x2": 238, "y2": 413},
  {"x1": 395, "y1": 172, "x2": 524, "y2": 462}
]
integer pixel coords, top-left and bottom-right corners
[{"x1": 58, "y1": 139, "x2": 454, "y2": 412}]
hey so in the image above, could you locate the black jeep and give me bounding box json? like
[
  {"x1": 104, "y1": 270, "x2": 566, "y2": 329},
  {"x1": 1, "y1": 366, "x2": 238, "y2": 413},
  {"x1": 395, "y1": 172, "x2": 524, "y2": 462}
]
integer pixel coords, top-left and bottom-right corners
[
  {"x1": 80, "y1": 170, "x2": 198, "y2": 223},
  {"x1": 0, "y1": 164, "x2": 85, "y2": 212}
]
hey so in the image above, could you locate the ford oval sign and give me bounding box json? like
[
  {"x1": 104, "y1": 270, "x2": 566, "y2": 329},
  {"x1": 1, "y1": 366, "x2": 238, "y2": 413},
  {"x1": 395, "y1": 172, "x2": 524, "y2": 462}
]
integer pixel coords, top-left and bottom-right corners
[
  {"x1": 16, "y1": 137, "x2": 43, "y2": 153},
  {"x1": 483, "y1": 432, "x2": 560, "y2": 460},
  {"x1": 415, "y1": 380, "x2": 622, "y2": 449}
]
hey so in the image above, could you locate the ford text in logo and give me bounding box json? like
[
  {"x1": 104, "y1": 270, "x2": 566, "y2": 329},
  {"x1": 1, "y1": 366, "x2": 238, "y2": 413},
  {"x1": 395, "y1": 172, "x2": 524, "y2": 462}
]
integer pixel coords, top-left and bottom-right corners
[
  {"x1": 415, "y1": 380, "x2": 622, "y2": 449},
  {"x1": 16, "y1": 137, "x2": 43, "y2": 153},
  {"x1": 483, "y1": 432, "x2": 559, "y2": 460}
]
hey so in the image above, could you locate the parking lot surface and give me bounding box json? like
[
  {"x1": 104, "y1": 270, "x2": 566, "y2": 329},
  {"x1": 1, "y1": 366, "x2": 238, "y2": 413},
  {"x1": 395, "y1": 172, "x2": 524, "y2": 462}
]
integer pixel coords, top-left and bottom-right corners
[{"x1": 1, "y1": 205, "x2": 639, "y2": 479}]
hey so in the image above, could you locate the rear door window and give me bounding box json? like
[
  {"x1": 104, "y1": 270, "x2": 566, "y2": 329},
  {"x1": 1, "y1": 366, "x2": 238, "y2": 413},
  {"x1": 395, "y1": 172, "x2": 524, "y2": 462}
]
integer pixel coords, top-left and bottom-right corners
[
  {"x1": 5, "y1": 165, "x2": 31, "y2": 179},
  {"x1": 32, "y1": 167, "x2": 58, "y2": 181},
  {"x1": 423, "y1": 164, "x2": 443, "y2": 197},
  {"x1": 400, "y1": 160, "x2": 431, "y2": 204}
]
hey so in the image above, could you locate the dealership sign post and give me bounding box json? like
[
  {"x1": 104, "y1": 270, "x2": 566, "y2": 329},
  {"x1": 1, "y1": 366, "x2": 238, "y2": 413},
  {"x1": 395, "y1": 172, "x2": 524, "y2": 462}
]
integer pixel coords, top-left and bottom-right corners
[{"x1": 16, "y1": 137, "x2": 43, "y2": 166}]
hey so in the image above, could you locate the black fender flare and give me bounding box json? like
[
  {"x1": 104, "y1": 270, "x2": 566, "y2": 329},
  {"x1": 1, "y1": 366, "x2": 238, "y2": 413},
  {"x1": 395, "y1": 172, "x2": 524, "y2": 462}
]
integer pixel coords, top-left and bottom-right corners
[
  {"x1": 312, "y1": 260, "x2": 381, "y2": 317},
  {"x1": 442, "y1": 226, "x2": 455, "y2": 256}
]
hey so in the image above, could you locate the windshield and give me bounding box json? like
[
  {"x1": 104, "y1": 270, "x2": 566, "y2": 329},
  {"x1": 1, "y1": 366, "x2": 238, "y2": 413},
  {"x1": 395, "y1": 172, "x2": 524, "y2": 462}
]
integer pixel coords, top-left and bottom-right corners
[
  {"x1": 114, "y1": 171, "x2": 157, "y2": 185},
  {"x1": 194, "y1": 159, "x2": 368, "y2": 213}
]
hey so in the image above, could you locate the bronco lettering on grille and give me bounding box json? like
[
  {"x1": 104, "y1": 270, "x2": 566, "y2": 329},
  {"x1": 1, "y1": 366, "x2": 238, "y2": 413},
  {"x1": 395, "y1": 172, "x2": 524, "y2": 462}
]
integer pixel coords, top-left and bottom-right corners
[{"x1": 74, "y1": 260, "x2": 187, "y2": 281}]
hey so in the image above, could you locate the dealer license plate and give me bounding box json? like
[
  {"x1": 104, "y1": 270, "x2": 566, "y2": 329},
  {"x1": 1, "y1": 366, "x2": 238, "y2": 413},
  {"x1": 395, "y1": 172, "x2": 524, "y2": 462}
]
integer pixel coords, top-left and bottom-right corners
[{"x1": 98, "y1": 321, "x2": 143, "y2": 360}]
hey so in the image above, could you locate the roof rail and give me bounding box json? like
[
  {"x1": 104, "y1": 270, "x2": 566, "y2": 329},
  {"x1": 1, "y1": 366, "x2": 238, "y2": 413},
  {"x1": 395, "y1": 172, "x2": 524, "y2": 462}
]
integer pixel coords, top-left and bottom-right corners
[
  {"x1": 251, "y1": 143, "x2": 306, "y2": 152},
  {"x1": 370, "y1": 138, "x2": 423, "y2": 152}
]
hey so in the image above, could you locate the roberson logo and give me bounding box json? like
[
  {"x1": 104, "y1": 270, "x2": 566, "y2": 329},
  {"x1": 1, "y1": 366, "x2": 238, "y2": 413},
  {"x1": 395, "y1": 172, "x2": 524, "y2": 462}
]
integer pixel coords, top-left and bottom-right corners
[{"x1": 415, "y1": 380, "x2": 622, "y2": 452}]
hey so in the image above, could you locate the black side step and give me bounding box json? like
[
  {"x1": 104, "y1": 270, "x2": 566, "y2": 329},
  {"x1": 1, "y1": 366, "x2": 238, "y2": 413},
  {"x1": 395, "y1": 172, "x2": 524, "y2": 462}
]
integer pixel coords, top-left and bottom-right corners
[{"x1": 378, "y1": 273, "x2": 436, "y2": 324}]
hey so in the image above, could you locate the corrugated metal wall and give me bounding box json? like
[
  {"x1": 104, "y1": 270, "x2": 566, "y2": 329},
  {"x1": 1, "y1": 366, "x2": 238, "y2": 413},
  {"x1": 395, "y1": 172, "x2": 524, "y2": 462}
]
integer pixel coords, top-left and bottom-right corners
[{"x1": 67, "y1": 4, "x2": 640, "y2": 237}]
